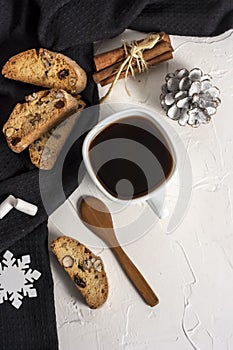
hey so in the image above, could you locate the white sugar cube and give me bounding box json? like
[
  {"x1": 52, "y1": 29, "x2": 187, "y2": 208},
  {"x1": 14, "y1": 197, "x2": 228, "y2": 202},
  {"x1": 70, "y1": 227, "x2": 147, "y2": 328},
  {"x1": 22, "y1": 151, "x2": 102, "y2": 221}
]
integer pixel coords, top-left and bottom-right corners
[
  {"x1": 0, "y1": 195, "x2": 17, "y2": 219},
  {"x1": 14, "y1": 198, "x2": 38, "y2": 216}
]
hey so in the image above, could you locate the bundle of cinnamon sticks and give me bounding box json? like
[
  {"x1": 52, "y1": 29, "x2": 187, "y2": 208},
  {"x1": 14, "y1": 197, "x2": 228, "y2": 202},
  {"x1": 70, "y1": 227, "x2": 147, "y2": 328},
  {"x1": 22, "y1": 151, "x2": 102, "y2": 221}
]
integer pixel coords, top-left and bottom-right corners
[{"x1": 93, "y1": 32, "x2": 173, "y2": 87}]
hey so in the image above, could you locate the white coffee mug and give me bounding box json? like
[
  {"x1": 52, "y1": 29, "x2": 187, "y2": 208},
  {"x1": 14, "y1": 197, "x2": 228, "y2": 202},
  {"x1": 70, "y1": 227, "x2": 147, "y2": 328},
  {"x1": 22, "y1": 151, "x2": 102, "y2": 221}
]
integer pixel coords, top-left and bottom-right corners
[{"x1": 82, "y1": 107, "x2": 179, "y2": 219}]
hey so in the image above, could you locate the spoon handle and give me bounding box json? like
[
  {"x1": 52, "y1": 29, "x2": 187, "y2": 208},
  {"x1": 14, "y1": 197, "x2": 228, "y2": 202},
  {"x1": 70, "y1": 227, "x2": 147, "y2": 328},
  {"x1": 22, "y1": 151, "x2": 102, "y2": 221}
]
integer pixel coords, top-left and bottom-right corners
[{"x1": 112, "y1": 245, "x2": 159, "y2": 307}]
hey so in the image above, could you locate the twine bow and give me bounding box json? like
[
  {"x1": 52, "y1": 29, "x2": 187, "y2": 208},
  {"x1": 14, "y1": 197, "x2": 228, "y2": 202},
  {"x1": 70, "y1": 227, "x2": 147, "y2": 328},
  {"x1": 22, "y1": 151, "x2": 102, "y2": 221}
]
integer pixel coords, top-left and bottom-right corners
[{"x1": 100, "y1": 33, "x2": 164, "y2": 103}]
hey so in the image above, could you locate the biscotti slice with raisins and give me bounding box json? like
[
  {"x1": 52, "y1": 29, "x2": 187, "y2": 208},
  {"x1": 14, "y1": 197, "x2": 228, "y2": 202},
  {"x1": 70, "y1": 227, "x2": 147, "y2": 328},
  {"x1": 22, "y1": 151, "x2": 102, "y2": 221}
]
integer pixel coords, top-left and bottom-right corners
[
  {"x1": 2, "y1": 48, "x2": 87, "y2": 94},
  {"x1": 29, "y1": 97, "x2": 85, "y2": 169},
  {"x1": 3, "y1": 89, "x2": 79, "y2": 153},
  {"x1": 51, "y1": 236, "x2": 109, "y2": 309}
]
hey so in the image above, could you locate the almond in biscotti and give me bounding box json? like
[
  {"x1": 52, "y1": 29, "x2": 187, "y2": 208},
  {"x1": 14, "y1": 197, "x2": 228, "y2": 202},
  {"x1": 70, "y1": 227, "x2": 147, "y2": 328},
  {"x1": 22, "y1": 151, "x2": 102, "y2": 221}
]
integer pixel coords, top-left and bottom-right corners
[
  {"x1": 50, "y1": 236, "x2": 109, "y2": 309},
  {"x1": 2, "y1": 48, "x2": 87, "y2": 95},
  {"x1": 3, "y1": 89, "x2": 79, "y2": 153}
]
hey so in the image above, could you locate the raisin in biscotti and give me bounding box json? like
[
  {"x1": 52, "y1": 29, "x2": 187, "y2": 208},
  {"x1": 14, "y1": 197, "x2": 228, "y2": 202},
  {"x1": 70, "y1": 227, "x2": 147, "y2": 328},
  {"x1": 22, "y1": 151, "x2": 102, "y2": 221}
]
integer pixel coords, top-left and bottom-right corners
[
  {"x1": 3, "y1": 89, "x2": 79, "y2": 153},
  {"x1": 51, "y1": 236, "x2": 109, "y2": 309},
  {"x1": 2, "y1": 48, "x2": 87, "y2": 94},
  {"x1": 29, "y1": 98, "x2": 85, "y2": 169}
]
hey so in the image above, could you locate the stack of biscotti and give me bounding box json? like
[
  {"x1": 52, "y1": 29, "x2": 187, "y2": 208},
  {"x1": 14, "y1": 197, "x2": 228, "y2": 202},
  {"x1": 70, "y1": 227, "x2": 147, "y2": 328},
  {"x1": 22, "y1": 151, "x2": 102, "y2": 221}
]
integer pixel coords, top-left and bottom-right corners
[{"x1": 2, "y1": 48, "x2": 87, "y2": 169}]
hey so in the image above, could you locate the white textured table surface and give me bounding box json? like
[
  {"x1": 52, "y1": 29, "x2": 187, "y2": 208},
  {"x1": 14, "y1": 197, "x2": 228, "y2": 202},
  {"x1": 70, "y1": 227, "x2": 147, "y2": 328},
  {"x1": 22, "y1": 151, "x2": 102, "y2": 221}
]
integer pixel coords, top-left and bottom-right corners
[{"x1": 49, "y1": 29, "x2": 233, "y2": 350}]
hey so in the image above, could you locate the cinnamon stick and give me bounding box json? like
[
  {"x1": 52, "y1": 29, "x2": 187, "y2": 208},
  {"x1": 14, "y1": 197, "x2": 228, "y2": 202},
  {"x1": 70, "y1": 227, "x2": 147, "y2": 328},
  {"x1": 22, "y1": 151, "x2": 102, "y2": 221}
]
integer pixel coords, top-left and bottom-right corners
[
  {"x1": 94, "y1": 32, "x2": 170, "y2": 71},
  {"x1": 99, "y1": 51, "x2": 173, "y2": 87},
  {"x1": 93, "y1": 40, "x2": 173, "y2": 84}
]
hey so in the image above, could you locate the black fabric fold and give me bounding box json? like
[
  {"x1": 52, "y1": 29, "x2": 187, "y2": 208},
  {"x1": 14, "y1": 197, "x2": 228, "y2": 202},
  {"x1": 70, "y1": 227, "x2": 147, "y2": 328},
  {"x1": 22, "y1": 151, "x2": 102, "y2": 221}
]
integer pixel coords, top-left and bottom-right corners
[
  {"x1": 35, "y1": 0, "x2": 233, "y2": 51},
  {"x1": 130, "y1": 1, "x2": 233, "y2": 36}
]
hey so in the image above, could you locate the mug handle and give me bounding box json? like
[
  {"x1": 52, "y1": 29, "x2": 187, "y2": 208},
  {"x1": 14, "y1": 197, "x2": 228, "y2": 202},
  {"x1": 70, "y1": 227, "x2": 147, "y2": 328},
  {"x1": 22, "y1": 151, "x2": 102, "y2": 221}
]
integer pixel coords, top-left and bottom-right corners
[{"x1": 147, "y1": 196, "x2": 169, "y2": 219}]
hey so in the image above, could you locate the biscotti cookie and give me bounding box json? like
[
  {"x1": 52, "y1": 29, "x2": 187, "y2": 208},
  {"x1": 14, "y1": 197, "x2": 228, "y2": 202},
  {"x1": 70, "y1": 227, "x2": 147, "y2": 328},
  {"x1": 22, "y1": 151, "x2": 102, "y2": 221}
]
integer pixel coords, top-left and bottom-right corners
[
  {"x1": 3, "y1": 89, "x2": 79, "y2": 153},
  {"x1": 29, "y1": 98, "x2": 85, "y2": 169},
  {"x1": 51, "y1": 236, "x2": 108, "y2": 309},
  {"x1": 2, "y1": 48, "x2": 87, "y2": 94}
]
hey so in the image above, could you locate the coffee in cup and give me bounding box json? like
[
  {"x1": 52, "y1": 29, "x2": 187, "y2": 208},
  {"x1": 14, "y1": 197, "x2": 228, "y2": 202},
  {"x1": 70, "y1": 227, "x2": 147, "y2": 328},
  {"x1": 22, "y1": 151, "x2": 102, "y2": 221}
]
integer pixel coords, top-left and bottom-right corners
[{"x1": 88, "y1": 115, "x2": 174, "y2": 200}]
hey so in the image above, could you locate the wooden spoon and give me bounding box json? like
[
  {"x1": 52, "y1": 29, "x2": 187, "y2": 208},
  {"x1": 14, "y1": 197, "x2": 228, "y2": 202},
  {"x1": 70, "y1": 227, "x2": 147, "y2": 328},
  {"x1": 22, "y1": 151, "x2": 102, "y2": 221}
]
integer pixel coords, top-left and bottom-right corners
[{"x1": 79, "y1": 196, "x2": 159, "y2": 307}]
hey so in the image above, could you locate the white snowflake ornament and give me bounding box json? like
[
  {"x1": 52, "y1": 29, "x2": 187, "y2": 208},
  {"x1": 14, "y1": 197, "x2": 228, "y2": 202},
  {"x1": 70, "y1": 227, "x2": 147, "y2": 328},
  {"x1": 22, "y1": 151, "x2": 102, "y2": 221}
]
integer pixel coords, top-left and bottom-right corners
[{"x1": 0, "y1": 250, "x2": 41, "y2": 309}]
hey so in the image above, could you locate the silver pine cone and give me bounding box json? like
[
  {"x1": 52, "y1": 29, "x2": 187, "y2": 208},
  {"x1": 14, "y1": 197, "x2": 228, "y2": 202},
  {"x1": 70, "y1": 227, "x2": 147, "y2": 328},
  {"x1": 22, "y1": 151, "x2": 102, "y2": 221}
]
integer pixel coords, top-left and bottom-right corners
[{"x1": 160, "y1": 68, "x2": 221, "y2": 127}]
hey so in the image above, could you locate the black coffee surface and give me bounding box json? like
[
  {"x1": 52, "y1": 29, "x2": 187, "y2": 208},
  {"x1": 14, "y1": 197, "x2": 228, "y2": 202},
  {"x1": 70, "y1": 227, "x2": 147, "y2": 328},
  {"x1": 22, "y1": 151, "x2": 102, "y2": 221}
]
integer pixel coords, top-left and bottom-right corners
[{"x1": 89, "y1": 116, "x2": 173, "y2": 199}]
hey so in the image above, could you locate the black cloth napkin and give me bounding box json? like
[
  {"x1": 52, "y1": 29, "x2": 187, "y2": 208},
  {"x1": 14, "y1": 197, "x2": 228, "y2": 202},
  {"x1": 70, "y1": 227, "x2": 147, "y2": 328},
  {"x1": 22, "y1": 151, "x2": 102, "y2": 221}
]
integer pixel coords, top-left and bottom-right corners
[{"x1": 0, "y1": 0, "x2": 232, "y2": 349}]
